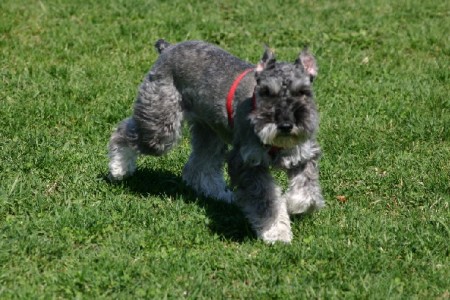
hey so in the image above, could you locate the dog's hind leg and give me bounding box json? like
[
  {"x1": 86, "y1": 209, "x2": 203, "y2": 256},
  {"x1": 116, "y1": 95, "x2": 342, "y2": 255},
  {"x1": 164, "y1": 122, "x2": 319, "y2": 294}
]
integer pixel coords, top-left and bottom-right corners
[
  {"x1": 108, "y1": 117, "x2": 139, "y2": 180},
  {"x1": 182, "y1": 123, "x2": 233, "y2": 203},
  {"x1": 133, "y1": 78, "x2": 184, "y2": 156},
  {"x1": 108, "y1": 78, "x2": 183, "y2": 180}
]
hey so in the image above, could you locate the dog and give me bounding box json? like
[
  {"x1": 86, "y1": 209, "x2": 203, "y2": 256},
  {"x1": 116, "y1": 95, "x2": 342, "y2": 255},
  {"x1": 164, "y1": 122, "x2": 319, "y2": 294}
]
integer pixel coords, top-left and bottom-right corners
[{"x1": 108, "y1": 40, "x2": 324, "y2": 243}]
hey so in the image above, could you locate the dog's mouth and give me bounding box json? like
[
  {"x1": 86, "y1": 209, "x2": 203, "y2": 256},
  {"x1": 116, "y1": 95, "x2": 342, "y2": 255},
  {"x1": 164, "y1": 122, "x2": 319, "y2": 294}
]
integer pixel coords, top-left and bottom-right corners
[
  {"x1": 255, "y1": 123, "x2": 307, "y2": 149},
  {"x1": 271, "y1": 135, "x2": 304, "y2": 148}
]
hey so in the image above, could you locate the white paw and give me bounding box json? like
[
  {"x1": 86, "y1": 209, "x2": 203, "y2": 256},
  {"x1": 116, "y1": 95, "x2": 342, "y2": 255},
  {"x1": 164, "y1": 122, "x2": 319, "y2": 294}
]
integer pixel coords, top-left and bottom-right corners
[
  {"x1": 108, "y1": 147, "x2": 137, "y2": 181},
  {"x1": 286, "y1": 191, "x2": 325, "y2": 215},
  {"x1": 108, "y1": 164, "x2": 136, "y2": 181},
  {"x1": 259, "y1": 220, "x2": 292, "y2": 244}
]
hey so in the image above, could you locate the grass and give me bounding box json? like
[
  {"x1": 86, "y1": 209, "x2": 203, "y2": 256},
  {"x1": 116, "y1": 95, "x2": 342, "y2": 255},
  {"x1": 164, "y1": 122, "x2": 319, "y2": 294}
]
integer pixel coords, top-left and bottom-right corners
[{"x1": 1, "y1": 0, "x2": 449, "y2": 298}]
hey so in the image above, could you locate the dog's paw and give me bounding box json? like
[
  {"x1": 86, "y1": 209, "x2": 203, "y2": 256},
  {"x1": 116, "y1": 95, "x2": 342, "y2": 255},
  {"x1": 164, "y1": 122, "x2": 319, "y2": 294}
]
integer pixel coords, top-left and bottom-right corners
[
  {"x1": 108, "y1": 160, "x2": 136, "y2": 182},
  {"x1": 286, "y1": 191, "x2": 325, "y2": 215},
  {"x1": 108, "y1": 146, "x2": 137, "y2": 181},
  {"x1": 108, "y1": 168, "x2": 135, "y2": 182},
  {"x1": 259, "y1": 220, "x2": 292, "y2": 244}
]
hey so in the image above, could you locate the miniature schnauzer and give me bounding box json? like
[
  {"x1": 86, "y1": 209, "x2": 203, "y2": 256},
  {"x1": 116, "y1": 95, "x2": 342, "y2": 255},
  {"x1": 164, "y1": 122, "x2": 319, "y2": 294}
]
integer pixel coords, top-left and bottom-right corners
[{"x1": 108, "y1": 40, "x2": 324, "y2": 243}]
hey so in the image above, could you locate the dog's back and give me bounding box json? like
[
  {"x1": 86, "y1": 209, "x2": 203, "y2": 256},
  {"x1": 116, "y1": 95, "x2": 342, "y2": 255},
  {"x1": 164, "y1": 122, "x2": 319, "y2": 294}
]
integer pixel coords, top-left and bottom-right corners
[
  {"x1": 152, "y1": 40, "x2": 253, "y2": 93},
  {"x1": 150, "y1": 40, "x2": 256, "y2": 136}
]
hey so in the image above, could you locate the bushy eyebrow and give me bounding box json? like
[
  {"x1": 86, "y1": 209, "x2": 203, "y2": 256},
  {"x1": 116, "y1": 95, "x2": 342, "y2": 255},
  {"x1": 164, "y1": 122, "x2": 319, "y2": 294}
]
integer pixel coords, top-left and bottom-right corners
[
  {"x1": 258, "y1": 78, "x2": 282, "y2": 95},
  {"x1": 289, "y1": 78, "x2": 311, "y2": 93}
]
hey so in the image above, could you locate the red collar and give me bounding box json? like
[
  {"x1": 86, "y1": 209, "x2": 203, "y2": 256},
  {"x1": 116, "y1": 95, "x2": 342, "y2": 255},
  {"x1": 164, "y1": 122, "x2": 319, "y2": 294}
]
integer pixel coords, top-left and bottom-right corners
[{"x1": 226, "y1": 68, "x2": 255, "y2": 128}]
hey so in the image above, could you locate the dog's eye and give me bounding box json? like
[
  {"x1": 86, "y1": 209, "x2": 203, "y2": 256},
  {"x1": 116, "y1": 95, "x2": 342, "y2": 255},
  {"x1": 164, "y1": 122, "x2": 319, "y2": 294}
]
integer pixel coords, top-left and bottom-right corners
[
  {"x1": 290, "y1": 88, "x2": 311, "y2": 97},
  {"x1": 258, "y1": 86, "x2": 279, "y2": 97},
  {"x1": 258, "y1": 86, "x2": 271, "y2": 96}
]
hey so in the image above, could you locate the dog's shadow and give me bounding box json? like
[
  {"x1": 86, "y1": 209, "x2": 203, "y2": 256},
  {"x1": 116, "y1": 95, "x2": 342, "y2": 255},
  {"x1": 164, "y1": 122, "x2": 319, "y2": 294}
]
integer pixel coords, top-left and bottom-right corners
[{"x1": 103, "y1": 167, "x2": 254, "y2": 243}]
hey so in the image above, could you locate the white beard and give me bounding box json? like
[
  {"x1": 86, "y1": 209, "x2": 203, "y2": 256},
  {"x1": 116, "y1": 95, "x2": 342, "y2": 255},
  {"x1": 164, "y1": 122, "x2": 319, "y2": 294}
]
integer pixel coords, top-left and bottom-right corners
[{"x1": 256, "y1": 123, "x2": 306, "y2": 148}]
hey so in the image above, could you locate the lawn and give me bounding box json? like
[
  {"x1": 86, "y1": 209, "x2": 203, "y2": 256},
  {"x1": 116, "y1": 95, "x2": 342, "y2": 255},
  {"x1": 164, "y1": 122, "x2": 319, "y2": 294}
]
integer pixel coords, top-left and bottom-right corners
[{"x1": 1, "y1": 0, "x2": 449, "y2": 298}]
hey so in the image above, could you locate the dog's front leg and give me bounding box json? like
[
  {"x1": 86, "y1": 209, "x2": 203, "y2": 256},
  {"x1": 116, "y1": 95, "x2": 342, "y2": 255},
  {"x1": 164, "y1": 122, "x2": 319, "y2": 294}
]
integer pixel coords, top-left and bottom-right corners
[
  {"x1": 285, "y1": 159, "x2": 325, "y2": 215},
  {"x1": 228, "y1": 148, "x2": 292, "y2": 243}
]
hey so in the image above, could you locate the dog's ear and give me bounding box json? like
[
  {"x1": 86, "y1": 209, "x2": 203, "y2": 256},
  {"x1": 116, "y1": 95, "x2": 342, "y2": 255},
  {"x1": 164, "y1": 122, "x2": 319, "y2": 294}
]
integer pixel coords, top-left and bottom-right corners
[
  {"x1": 256, "y1": 45, "x2": 276, "y2": 72},
  {"x1": 296, "y1": 48, "x2": 318, "y2": 79}
]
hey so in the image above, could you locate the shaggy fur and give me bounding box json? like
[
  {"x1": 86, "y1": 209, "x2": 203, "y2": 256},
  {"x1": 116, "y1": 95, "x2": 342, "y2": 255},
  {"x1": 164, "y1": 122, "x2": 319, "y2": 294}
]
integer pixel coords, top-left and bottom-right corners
[{"x1": 108, "y1": 40, "x2": 325, "y2": 243}]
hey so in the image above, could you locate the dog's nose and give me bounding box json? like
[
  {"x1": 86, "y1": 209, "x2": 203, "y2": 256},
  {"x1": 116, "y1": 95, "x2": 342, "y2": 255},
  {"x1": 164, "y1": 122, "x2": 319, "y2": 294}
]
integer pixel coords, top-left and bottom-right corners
[{"x1": 278, "y1": 123, "x2": 293, "y2": 133}]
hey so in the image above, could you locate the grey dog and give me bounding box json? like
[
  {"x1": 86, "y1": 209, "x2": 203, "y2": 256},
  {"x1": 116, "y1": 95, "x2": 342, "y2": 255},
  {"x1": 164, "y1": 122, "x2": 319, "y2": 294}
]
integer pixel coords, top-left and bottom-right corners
[{"x1": 108, "y1": 40, "x2": 324, "y2": 243}]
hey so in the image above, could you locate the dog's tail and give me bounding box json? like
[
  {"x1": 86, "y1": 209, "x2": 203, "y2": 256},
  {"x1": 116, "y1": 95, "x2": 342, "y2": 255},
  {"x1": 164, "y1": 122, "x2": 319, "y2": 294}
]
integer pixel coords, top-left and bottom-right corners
[{"x1": 154, "y1": 39, "x2": 171, "y2": 54}]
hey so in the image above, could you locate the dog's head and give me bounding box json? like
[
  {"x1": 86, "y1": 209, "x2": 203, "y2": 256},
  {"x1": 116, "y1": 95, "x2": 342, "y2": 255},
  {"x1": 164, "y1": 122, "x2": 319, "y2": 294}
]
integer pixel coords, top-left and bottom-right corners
[{"x1": 249, "y1": 47, "x2": 319, "y2": 149}]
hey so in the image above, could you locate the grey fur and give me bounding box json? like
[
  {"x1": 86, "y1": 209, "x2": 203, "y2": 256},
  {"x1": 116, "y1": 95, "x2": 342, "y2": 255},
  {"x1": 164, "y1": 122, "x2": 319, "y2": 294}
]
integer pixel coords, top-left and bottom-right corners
[{"x1": 108, "y1": 40, "x2": 325, "y2": 243}]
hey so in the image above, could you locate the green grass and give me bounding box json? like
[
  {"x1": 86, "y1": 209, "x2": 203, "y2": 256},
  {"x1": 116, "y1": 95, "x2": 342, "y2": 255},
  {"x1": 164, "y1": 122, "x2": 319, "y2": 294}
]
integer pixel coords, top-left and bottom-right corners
[{"x1": 1, "y1": 0, "x2": 449, "y2": 298}]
